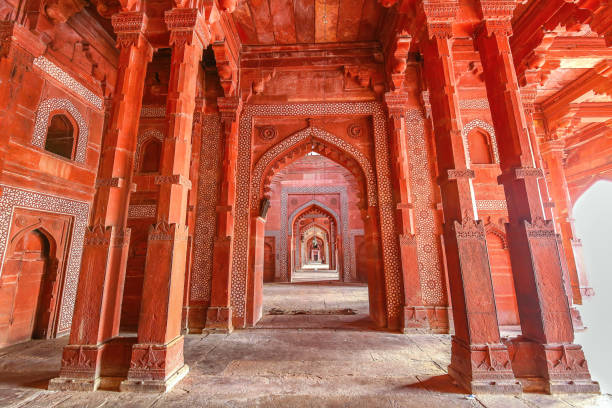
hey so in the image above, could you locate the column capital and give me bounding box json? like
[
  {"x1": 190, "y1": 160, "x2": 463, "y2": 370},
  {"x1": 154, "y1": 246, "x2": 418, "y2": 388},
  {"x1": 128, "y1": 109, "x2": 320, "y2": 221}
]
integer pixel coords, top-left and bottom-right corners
[
  {"x1": 418, "y1": 0, "x2": 459, "y2": 40},
  {"x1": 383, "y1": 92, "x2": 410, "y2": 119},
  {"x1": 473, "y1": 0, "x2": 516, "y2": 38},
  {"x1": 217, "y1": 96, "x2": 242, "y2": 124},
  {"x1": 112, "y1": 11, "x2": 151, "y2": 50},
  {"x1": 164, "y1": 8, "x2": 211, "y2": 50}
]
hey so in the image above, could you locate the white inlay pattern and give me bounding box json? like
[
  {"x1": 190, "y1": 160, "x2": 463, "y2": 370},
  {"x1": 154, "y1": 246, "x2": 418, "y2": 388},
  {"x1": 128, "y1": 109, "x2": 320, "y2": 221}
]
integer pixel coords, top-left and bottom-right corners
[
  {"x1": 32, "y1": 98, "x2": 88, "y2": 163},
  {"x1": 0, "y1": 185, "x2": 89, "y2": 332},
  {"x1": 33, "y1": 57, "x2": 103, "y2": 109}
]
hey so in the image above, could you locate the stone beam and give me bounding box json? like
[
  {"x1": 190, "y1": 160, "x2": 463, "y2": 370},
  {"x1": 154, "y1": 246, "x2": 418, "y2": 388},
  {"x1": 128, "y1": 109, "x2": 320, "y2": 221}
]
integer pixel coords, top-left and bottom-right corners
[{"x1": 540, "y1": 60, "x2": 612, "y2": 129}]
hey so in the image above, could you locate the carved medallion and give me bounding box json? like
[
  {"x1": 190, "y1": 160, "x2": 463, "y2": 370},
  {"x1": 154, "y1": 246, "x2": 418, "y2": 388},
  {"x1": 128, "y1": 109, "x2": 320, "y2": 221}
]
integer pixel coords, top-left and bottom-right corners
[
  {"x1": 258, "y1": 126, "x2": 277, "y2": 141},
  {"x1": 347, "y1": 123, "x2": 362, "y2": 139}
]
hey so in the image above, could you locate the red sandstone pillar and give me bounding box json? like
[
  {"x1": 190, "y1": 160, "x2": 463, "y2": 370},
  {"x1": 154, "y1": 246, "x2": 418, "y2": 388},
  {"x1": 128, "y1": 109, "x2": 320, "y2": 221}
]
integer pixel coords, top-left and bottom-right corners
[
  {"x1": 474, "y1": 2, "x2": 598, "y2": 393},
  {"x1": 49, "y1": 12, "x2": 152, "y2": 391},
  {"x1": 182, "y1": 97, "x2": 205, "y2": 331},
  {"x1": 205, "y1": 96, "x2": 241, "y2": 332},
  {"x1": 418, "y1": 1, "x2": 520, "y2": 393},
  {"x1": 384, "y1": 92, "x2": 427, "y2": 331},
  {"x1": 246, "y1": 213, "x2": 265, "y2": 326},
  {"x1": 121, "y1": 8, "x2": 208, "y2": 392},
  {"x1": 540, "y1": 139, "x2": 593, "y2": 304},
  {"x1": 361, "y1": 206, "x2": 386, "y2": 328}
]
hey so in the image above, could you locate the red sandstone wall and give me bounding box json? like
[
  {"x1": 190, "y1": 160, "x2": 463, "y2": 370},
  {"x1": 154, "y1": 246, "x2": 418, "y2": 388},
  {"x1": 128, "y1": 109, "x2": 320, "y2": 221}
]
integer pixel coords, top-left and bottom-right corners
[{"x1": 0, "y1": 5, "x2": 117, "y2": 346}]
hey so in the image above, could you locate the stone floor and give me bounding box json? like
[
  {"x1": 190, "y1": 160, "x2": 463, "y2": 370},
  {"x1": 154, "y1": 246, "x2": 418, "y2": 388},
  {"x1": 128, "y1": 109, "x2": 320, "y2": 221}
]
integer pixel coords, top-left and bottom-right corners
[
  {"x1": 290, "y1": 269, "x2": 339, "y2": 282},
  {"x1": 0, "y1": 281, "x2": 610, "y2": 408}
]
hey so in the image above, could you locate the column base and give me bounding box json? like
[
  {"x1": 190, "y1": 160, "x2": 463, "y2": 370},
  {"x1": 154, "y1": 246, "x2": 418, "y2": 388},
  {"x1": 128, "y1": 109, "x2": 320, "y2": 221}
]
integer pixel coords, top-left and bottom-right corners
[
  {"x1": 448, "y1": 365, "x2": 523, "y2": 394},
  {"x1": 49, "y1": 376, "x2": 101, "y2": 392},
  {"x1": 205, "y1": 306, "x2": 233, "y2": 333},
  {"x1": 183, "y1": 304, "x2": 208, "y2": 334},
  {"x1": 123, "y1": 335, "x2": 187, "y2": 392},
  {"x1": 507, "y1": 337, "x2": 600, "y2": 394},
  {"x1": 402, "y1": 306, "x2": 451, "y2": 334},
  {"x1": 448, "y1": 336, "x2": 522, "y2": 394},
  {"x1": 120, "y1": 364, "x2": 189, "y2": 393},
  {"x1": 48, "y1": 343, "x2": 103, "y2": 391},
  {"x1": 49, "y1": 336, "x2": 136, "y2": 391}
]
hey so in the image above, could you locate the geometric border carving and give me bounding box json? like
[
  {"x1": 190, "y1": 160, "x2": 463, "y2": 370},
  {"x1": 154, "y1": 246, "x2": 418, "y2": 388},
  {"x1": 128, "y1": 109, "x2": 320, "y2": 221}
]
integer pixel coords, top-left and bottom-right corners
[
  {"x1": 459, "y1": 98, "x2": 490, "y2": 110},
  {"x1": 140, "y1": 105, "x2": 166, "y2": 118},
  {"x1": 405, "y1": 109, "x2": 444, "y2": 305},
  {"x1": 189, "y1": 115, "x2": 221, "y2": 302},
  {"x1": 128, "y1": 204, "x2": 157, "y2": 218},
  {"x1": 135, "y1": 128, "x2": 164, "y2": 171},
  {"x1": 0, "y1": 184, "x2": 89, "y2": 333},
  {"x1": 32, "y1": 98, "x2": 88, "y2": 163},
  {"x1": 33, "y1": 56, "x2": 103, "y2": 110},
  {"x1": 462, "y1": 119, "x2": 500, "y2": 167},
  {"x1": 476, "y1": 199, "x2": 508, "y2": 211}
]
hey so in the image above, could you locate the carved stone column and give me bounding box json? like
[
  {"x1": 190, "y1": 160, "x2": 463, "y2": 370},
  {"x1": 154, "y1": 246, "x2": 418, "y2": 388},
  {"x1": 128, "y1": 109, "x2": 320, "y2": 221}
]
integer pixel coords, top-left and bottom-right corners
[
  {"x1": 385, "y1": 92, "x2": 426, "y2": 331},
  {"x1": 418, "y1": 1, "x2": 520, "y2": 393},
  {"x1": 49, "y1": 12, "x2": 152, "y2": 392},
  {"x1": 121, "y1": 8, "x2": 208, "y2": 392},
  {"x1": 539, "y1": 138, "x2": 592, "y2": 305},
  {"x1": 182, "y1": 97, "x2": 205, "y2": 331},
  {"x1": 361, "y1": 206, "x2": 386, "y2": 328},
  {"x1": 205, "y1": 96, "x2": 241, "y2": 332},
  {"x1": 474, "y1": 0, "x2": 598, "y2": 393},
  {"x1": 540, "y1": 137, "x2": 593, "y2": 304}
]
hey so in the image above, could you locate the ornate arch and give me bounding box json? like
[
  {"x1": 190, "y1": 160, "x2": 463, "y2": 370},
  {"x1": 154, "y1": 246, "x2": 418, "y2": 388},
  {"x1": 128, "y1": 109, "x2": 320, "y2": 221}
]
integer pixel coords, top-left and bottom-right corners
[
  {"x1": 0, "y1": 185, "x2": 89, "y2": 334},
  {"x1": 301, "y1": 222, "x2": 330, "y2": 239},
  {"x1": 300, "y1": 223, "x2": 331, "y2": 268},
  {"x1": 32, "y1": 98, "x2": 88, "y2": 163},
  {"x1": 462, "y1": 119, "x2": 500, "y2": 167},
  {"x1": 485, "y1": 221, "x2": 509, "y2": 250},
  {"x1": 135, "y1": 128, "x2": 165, "y2": 170},
  {"x1": 282, "y1": 198, "x2": 350, "y2": 282},
  {"x1": 231, "y1": 102, "x2": 402, "y2": 325},
  {"x1": 251, "y1": 126, "x2": 377, "y2": 209}
]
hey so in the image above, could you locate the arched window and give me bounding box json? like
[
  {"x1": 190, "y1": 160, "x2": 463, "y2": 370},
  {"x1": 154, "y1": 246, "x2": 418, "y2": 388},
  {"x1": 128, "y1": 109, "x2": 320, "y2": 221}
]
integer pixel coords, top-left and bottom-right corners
[
  {"x1": 468, "y1": 129, "x2": 493, "y2": 164},
  {"x1": 140, "y1": 138, "x2": 162, "y2": 173},
  {"x1": 44, "y1": 114, "x2": 75, "y2": 159}
]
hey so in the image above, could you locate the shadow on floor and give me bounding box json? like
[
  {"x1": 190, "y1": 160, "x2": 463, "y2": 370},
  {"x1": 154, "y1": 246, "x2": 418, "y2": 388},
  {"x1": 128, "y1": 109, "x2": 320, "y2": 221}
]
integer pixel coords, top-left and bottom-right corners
[{"x1": 405, "y1": 374, "x2": 466, "y2": 394}]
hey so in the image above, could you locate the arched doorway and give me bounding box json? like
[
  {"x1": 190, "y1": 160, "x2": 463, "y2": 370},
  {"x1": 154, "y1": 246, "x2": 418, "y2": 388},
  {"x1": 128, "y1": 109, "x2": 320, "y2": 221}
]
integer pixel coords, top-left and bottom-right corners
[
  {"x1": 0, "y1": 228, "x2": 57, "y2": 346},
  {"x1": 289, "y1": 201, "x2": 340, "y2": 282},
  {"x1": 247, "y1": 126, "x2": 386, "y2": 328}
]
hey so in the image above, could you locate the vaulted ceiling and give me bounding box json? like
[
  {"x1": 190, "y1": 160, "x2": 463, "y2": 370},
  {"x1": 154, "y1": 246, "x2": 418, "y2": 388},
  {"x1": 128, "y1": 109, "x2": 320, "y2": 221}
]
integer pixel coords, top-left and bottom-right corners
[{"x1": 231, "y1": 0, "x2": 387, "y2": 45}]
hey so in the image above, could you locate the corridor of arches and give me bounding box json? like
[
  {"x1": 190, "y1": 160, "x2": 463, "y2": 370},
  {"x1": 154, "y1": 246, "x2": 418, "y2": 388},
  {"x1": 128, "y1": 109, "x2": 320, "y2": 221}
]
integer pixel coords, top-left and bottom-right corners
[{"x1": 257, "y1": 151, "x2": 372, "y2": 329}]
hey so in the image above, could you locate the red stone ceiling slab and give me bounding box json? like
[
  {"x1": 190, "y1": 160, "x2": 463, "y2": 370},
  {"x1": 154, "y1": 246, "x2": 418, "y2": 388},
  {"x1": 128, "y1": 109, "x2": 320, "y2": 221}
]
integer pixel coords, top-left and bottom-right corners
[
  {"x1": 337, "y1": 0, "x2": 365, "y2": 42},
  {"x1": 233, "y1": 0, "x2": 385, "y2": 45},
  {"x1": 295, "y1": 0, "x2": 316, "y2": 43},
  {"x1": 270, "y1": 0, "x2": 298, "y2": 44}
]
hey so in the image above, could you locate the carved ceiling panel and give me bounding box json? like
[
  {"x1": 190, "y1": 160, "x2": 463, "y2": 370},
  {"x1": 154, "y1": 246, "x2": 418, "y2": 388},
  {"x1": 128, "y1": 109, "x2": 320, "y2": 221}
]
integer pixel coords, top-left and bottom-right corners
[{"x1": 231, "y1": 0, "x2": 386, "y2": 45}]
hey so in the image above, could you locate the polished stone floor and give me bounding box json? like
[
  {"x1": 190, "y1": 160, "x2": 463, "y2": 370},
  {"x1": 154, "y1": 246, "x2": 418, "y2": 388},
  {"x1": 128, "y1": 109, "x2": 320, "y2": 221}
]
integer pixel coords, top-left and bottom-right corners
[{"x1": 0, "y1": 281, "x2": 610, "y2": 407}]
